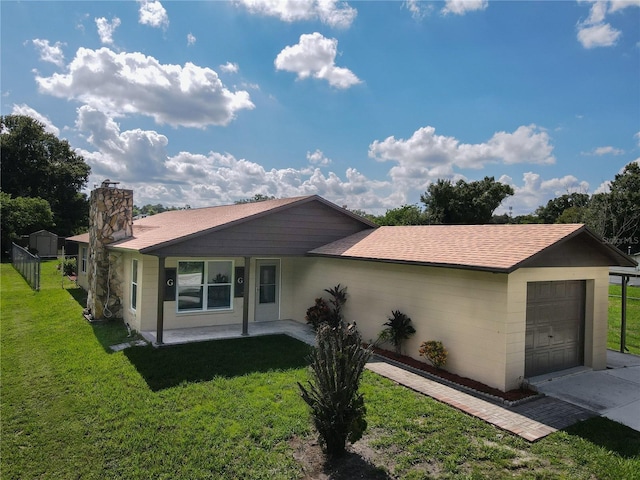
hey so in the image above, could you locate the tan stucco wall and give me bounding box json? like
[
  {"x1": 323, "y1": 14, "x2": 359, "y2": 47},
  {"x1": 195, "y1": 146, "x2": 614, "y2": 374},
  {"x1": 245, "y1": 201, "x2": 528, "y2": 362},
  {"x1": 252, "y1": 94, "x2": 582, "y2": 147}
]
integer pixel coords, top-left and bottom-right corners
[
  {"x1": 289, "y1": 257, "x2": 611, "y2": 392},
  {"x1": 75, "y1": 243, "x2": 90, "y2": 291},
  {"x1": 506, "y1": 266, "x2": 610, "y2": 389},
  {"x1": 289, "y1": 257, "x2": 512, "y2": 391}
]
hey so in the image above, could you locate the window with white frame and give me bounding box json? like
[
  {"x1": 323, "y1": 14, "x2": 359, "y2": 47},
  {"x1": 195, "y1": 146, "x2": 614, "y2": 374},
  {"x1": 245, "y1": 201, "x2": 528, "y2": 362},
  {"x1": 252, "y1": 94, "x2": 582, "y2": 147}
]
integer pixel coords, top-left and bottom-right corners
[
  {"x1": 81, "y1": 247, "x2": 87, "y2": 273},
  {"x1": 177, "y1": 260, "x2": 233, "y2": 312},
  {"x1": 131, "y1": 259, "x2": 138, "y2": 311}
]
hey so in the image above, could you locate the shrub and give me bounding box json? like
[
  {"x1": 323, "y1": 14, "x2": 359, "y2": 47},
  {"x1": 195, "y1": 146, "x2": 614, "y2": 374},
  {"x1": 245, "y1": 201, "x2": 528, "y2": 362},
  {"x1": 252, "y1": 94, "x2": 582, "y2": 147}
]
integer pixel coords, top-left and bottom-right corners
[
  {"x1": 298, "y1": 322, "x2": 372, "y2": 457},
  {"x1": 305, "y1": 298, "x2": 331, "y2": 330},
  {"x1": 419, "y1": 340, "x2": 448, "y2": 369},
  {"x1": 379, "y1": 310, "x2": 416, "y2": 355},
  {"x1": 305, "y1": 284, "x2": 347, "y2": 330},
  {"x1": 58, "y1": 257, "x2": 77, "y2": 276}
]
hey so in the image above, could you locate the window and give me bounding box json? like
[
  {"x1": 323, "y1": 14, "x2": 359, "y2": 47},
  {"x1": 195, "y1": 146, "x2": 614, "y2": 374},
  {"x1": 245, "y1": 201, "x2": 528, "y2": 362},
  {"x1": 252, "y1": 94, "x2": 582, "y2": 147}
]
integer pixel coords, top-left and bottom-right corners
[
  {"x1": 81, "y1": 247, "x2": 87, "y2": 273},
  {"x1": 131, "y1": 259, "x2": 138, "y2": 310},
  {"x1": 177, "y1": 260, "x2": 233, "y2": 312}
]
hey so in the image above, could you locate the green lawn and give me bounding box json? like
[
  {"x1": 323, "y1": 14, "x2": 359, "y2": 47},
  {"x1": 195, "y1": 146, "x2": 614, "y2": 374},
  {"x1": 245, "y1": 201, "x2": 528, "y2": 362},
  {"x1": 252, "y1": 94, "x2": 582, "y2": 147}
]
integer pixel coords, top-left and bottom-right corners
[
  {"x1": 2, "y1": 261, "x2": 639, "y2": 479},
  {"x1": 608, "y1": 284, "x2": 640, "y2": 355}
]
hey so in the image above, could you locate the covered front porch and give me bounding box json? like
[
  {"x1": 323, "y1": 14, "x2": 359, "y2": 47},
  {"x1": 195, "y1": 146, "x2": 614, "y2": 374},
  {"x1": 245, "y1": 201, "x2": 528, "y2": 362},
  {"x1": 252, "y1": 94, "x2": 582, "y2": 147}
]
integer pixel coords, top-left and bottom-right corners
[{"x1": 142, "y1": 319, "x2": 316, "y2": 347}]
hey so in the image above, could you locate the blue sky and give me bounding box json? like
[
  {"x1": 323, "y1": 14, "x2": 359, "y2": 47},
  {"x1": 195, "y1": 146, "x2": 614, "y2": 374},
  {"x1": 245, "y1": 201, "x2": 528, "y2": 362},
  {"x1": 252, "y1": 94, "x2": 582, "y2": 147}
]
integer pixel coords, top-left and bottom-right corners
[{"x1": 1, "y1": 1, "x2": 638, "y2": 215}]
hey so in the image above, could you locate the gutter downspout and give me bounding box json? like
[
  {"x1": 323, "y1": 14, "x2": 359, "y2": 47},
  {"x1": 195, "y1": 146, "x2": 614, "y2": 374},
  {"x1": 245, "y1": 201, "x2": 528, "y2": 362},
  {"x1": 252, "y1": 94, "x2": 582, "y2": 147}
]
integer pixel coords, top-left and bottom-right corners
[{"x1": 156, "y1": 256, "x2": 166, "y2": 345}]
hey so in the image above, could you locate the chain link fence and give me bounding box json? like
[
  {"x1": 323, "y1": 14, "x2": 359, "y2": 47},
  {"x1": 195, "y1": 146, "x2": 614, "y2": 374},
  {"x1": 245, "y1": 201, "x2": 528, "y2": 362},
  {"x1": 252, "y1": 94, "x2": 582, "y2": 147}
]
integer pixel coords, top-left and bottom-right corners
[{"x1": 11, "y1": 243, "x2": 41, "y2": 291}]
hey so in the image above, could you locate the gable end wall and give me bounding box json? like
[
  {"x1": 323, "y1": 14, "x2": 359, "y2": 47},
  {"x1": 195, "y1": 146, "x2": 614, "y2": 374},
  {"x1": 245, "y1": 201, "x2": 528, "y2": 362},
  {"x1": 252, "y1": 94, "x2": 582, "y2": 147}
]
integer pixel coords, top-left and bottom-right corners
[{"x1": 150, "y1": 201, "x2": 373, "y2": 257}]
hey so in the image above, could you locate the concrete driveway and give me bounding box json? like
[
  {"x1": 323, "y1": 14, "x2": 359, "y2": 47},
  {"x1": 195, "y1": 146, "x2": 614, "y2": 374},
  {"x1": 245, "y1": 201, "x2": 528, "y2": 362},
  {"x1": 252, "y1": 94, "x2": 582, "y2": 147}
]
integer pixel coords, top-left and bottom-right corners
[{"x1": 530, "y1": 350, "x2": 640, "y2": 432}]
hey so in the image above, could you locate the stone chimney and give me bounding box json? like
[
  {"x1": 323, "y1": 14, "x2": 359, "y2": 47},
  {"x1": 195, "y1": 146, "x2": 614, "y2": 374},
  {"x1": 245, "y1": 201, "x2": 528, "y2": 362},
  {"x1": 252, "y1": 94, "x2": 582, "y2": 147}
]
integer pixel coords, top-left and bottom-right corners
[{"x1": 87, "y1": 180, "x2": 133, "y2": 320}]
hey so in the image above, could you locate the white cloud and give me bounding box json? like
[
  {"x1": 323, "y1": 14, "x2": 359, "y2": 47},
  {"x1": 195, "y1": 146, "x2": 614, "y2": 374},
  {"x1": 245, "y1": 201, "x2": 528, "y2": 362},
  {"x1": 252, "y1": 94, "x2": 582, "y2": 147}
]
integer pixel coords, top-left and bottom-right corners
[
  {"x1": 635, "y1": 131, "x2": 640, "y2": 146},
  {"x1": 307, "y1": 149, "x2": 332, "y2": 166},
  {"x1": 369, "y1": 124, "x2": 554, "y2": 169},
  {"x1": 575, "y1": 0, "x2": 639, "y2": 49},
  {"x1": 138, "y1": 0, "x2": 169, "y2": 29},
  {"x1": 368, "y1": 124, "x2": 555, "y2": 196},
  {"x1": 500, "y1": 172, "x2": 590, "y2": 215},
  {"x1": 11, "y1": 104, "x2": 60, "y2": 136},
  {"x1": 75, "y1": 107, "x2": 396, "y2": 212},
  {"x1": 95, "y1": 17, "x2": 121, "y2": 45},
  {"x1": 236, "y1": 0, "x2": 357, "y2": 28},
  {"x1": 274, "y1": 32, "x2": 361, "y2": 89},
  {"x1": 187, "y1": 33, "x2": 196, "y2": 46},
  {"x1": 32, "y1": 39, "x2": 65, "y2": 67},
  {"x1": 589, "y1": 145, "x2": 625, "y2": 155},
  {"x1": 76, "y1": 105, "x2": 169, "y2": 180},
  {"x1": 442, "y1": 0, "x2": 488, "y2": 15},
  {"x1": 36, "y1": 47, "x2": 254, "y2": 128},
  {"x1": 404, "y1": 0, "x2": 434, "y2": 20},
  {"x1": 220, "y1": 62, "x2": 239, "y2": 73},
  {"x1": 577, "y1": 22, "x2": 621, "y2": 48}
]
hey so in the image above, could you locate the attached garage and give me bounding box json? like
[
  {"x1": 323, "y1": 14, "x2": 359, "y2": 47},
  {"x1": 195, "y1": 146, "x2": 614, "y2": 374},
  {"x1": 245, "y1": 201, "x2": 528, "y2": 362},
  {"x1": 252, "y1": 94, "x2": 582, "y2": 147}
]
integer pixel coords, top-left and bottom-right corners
[
  {"x1": 525, "y1": 280, "x2": 586, "y2": 377},
  {"x1": 306, "y1": 224, "x2": 636, "y2": 391}
]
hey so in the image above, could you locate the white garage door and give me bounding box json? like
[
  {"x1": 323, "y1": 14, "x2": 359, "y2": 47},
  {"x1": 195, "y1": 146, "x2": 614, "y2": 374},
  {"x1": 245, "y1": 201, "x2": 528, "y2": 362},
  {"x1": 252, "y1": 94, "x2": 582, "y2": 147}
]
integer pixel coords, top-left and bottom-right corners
[{"x1": 525, "y1": 280, "x2": 585, "y2": 377}]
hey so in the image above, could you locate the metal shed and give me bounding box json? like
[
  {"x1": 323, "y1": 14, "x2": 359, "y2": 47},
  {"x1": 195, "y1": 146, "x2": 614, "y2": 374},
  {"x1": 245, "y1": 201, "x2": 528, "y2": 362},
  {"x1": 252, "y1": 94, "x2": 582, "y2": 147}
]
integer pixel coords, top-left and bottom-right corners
[{"x1": 28, "y1": 230, "x2": 58, "y2": 258}]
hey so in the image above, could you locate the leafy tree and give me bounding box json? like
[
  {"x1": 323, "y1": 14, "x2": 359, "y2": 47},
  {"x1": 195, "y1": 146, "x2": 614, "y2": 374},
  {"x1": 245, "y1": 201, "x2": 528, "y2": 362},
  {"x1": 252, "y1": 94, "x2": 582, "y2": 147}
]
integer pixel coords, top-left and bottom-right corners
[
  {"x1": 298, "y1": 322, "x2": 371, "y2": 457},
  {"x1": 0, "y1": 192, "x2": 54, "y2": 255},
  {"x1": 534, "y1": 192, "x2": 590, "y2": 224},
  {"x1": 586, "y1": 162, "x2": 640, "y2": 253},
  {"x1": 0, "y1": 115, "x2": 91, "y2": 237},
  {"x1": 376, "y1": 204, "x2": 426, "y2": 226},
  {"x1": 420, "y1": 177, "x2": 514, "y2": 224},
  {"x1": 234, "y1": 194, "x2": 276, "y2": 204},
  {"x1": 348, "y1": 208, "x2": 378, "y2": 224},
  {"x1": 133, "y1": 203, "x2": 182, "y2": 217}
]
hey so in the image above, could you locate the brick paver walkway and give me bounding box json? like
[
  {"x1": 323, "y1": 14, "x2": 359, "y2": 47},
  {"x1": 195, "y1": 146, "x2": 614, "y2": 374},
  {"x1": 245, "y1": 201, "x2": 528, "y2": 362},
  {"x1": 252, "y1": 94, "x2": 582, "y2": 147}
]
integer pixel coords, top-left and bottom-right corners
[{"x1": 366, "y1": 359, "x2": 595, "y2": 442}]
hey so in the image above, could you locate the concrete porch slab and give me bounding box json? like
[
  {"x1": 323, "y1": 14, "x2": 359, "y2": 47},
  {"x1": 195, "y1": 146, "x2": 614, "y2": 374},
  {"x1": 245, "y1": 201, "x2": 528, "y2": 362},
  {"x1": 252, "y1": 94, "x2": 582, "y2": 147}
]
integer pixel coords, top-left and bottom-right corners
[{"x1": 142, "y1": 319, "x2": 316, "y2": 347}]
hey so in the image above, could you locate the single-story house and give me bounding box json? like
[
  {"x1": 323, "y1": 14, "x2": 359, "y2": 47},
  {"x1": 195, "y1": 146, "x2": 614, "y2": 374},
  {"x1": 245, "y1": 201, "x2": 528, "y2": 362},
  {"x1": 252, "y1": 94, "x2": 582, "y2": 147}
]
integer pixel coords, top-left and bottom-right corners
[{"x1": 68, "y1": 183, "x2": 636, "y2": 392}]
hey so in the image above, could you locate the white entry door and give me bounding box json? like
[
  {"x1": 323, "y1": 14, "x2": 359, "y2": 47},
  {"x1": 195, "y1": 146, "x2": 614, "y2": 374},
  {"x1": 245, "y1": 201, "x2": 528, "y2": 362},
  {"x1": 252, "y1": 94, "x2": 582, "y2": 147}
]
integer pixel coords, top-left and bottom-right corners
[{"x1": 255, "y1": 260, "x2": 280, "y2": 321}]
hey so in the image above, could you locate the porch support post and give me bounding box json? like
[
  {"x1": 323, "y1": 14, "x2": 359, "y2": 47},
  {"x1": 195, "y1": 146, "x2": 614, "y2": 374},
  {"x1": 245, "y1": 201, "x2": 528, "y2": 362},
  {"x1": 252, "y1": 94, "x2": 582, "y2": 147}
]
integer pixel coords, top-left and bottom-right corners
[
  {"x1": 621, "y1": 275, "x2": 628, "y2": 353},
  {"x1": 242, "y1": 256, "x2": 250, "y2": 336},
  {"x1": 156, "y1": 255, "x2": 166, "y2": 345}
]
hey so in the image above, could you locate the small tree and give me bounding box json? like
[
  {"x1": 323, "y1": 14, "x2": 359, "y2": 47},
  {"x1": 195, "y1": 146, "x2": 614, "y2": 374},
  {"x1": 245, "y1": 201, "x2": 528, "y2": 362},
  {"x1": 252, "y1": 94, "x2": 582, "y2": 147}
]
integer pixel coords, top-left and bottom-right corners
[
  {"x1": 379, "y1": 310, "x2": 416, "y2": 355},
  {"x1": 298, "y1": 322, "x2": 372, "y2": 457}
]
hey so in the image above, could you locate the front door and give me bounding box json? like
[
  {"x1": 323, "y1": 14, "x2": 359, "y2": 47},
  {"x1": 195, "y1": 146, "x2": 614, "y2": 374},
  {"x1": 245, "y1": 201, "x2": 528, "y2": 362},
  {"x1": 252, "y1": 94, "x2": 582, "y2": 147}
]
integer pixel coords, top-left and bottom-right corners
[{"x1": 255, "y1": 260, "x2": 280, "y2": 321}]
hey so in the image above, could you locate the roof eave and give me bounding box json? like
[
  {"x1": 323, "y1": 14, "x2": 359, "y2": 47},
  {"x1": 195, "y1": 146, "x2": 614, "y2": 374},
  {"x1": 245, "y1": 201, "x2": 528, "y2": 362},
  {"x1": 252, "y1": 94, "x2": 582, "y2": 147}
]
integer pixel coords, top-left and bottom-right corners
[{"x1": 306, "y1": 252, "x2": 511, "y2": 273}]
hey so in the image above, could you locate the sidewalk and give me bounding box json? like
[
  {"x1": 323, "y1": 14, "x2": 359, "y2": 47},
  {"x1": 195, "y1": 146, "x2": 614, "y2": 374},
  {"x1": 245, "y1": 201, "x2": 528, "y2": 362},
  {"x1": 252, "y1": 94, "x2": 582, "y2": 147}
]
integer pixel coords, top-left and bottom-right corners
[{"x1": 366, "y1": 358, "x2": 595, "y2": 442}]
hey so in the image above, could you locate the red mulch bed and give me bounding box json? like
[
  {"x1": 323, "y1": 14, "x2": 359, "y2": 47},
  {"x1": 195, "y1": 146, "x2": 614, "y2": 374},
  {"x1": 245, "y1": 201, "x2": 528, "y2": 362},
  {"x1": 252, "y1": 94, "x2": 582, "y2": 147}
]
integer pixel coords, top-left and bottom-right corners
[{"x1": 371, "y1": 347, "x2": 538, "y2": 402}]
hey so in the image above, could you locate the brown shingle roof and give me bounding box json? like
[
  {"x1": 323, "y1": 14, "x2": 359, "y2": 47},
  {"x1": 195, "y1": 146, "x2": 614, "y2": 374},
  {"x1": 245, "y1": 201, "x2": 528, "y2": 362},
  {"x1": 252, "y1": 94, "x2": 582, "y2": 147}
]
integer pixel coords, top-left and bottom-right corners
[
  {"x1": 68, "y1": 195, "x2": 376, "y2": 252},
  {"x1": 309, "y1": 224, "x2": 589, "y2": 272},
  {"x1": 118, "y1": 196, "x2": 319, "y2": 251}
]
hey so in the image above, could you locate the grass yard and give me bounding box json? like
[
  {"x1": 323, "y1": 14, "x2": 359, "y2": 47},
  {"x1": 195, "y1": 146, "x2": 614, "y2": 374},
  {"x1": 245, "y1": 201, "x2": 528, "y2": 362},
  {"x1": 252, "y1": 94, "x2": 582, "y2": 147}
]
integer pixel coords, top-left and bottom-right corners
[
  {"x1": 608, "y1": 284, "x2": 640, "y2": 355},
  {"x1": 2, "y1": 261, "x2": 639, "y2": 479}
]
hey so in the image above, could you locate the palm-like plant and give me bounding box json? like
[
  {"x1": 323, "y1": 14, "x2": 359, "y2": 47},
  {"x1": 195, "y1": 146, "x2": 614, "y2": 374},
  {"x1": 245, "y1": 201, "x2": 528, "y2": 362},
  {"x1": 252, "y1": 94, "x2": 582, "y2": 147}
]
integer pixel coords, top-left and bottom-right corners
[
  {"x1": 380, "y1": 310, "x2": 416, "y2": 355},
  {"x1": 298, "y1": 322, "x2": 371, "y2": 457}
]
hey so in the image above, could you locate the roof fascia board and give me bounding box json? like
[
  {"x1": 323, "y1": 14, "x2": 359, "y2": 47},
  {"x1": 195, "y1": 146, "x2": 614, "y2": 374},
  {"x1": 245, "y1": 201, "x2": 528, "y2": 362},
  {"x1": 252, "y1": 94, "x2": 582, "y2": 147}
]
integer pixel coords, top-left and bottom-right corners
[{"x1": 306, "y1": 252, "x2": 510, "y2": 273}]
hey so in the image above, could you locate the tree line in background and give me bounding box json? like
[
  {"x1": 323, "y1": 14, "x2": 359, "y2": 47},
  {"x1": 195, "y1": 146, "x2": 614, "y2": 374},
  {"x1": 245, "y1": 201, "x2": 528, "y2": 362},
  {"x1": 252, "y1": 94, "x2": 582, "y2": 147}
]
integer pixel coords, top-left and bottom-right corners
[{"x1": 1, "y1": 115, "x2": 638, "y2": 257}]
